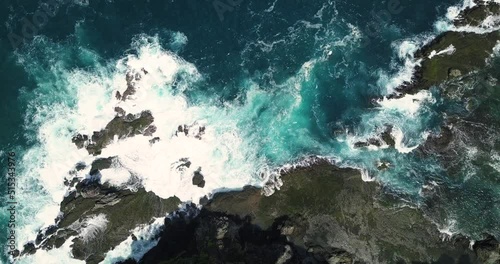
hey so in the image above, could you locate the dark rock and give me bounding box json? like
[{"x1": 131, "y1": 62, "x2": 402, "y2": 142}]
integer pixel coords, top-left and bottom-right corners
[
  {"x1": 22, "y1": 243, "x2": 36, "y2": 255},
  {"x1": 391, "y1": 3, "x2": 500, "y2": 97},
  {"x1": 116, "y1": 259, "x2": 137, "y2": 264},
  {"x1": 376, "y1": 160, "x2": 391, "y2": 171},
  {"x1": 455, "y1": 1, "x2": 500, "y2": 27},
  {"x1": 473, "y1": 235, "x2": 500, "y2": 263},
  {"x1": 395, "y1": 30, "x2": 500, "y2": 96},
  {"x1": 192, "y1": 169, "x2": 205, "y2": 188},
  {"x1": 115, "y1": 91, "x2": 122, "y2": 100},
  {"x1": 380, "y1": 126, "x2": 395, "y2": 147},
  {"x1": 149, "y1": 137, "x2": 160, "y2": 144},
  {"x1": 204, "y1": 163, "x2": 478, "y2": 263},
  {"x1": 27, "y1": 179, "x2": 181, "y2": 264},
  {"x1": 72, "y1": 110, "x2": 155, "y2": 155},
  {"x1": 354, "y1": 141, "x2": 370, "y2": 148},
  {"x1": 75, "y1": 162, "x2": 86, "y2": 171},
  {"x1": 139, "y1": 209, "x2": 349, "y2": 264},
  {"x1": 72, "y1": 134, "x2": 88, "y2": 149},
  {"x1": 89, "y1": 156, "x2": 116, "y2": 176},
  {"x1": 143, "y1": 125, "x2": 157, "y2": 136},
  {"x1": 367, "y1": 138, "x2": 382, "y2": 147},
  {"x1": 175, "y1": 158, "x2": 191, "y2": 170},
  {"x1": 114, "y1": 107, "x2": 126, "y2": 117}
]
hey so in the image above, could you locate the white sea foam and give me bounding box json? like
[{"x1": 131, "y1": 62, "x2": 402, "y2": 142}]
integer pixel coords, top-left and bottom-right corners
[
  {"x1": 12, "y1": 35, "x2": 270, "y2": 262},
  {"x1": 391, "y1": 127, "x2": 420, "y2": 154},
  {"x1": 428, "y1": 44, "x2": 456, "y2": 59},
  {"x1": 376, "y1": 90, "x2": 434, "y2": 116},
  {"x1": 16, "y1": 237, "x2": 85, "y2": 264},
  {"x1": 79, "y1": 214, "x2": 109, "y2": 243},
  {"x1": 377, "y1": 36, "x2": 433, "y2": 95},
  {"x1": 436, "y1": 0, "x2": 500, "y2": 33}
]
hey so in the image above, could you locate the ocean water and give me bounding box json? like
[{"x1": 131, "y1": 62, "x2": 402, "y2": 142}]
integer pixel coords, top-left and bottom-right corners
[{"x1": 0, "y1": 0, "x2": 499, "y2": 262}]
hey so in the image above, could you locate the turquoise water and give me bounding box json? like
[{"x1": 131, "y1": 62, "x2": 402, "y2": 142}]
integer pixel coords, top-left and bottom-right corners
[{"x1": 1, "y1": 0, "x2": 499, "y2": 262}]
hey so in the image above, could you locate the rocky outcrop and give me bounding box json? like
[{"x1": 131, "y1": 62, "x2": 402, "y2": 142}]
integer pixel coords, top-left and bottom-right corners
[
  {"x1": 24, "y1": 177, "x2": 181, "y2": 264},
  {"x1": 393, "y1": 2, "x2": 500, "y2": 97},
  {"x1": 192, "y1": 169, "x2": 206, "y2": 188},
  {"x1": 473, "y1": 235, "x2": 500, "y2": 264},
  {"x1": 354, "y1": 126, "x2": 395, "y2": 149},
  {"x1": 455, "y1": 1, "x2": 500, "y2": 27},
  {"x1": 134, "y1": 163, "x2": 483, "y2": 264},
  {"x1": 124, "y1": 207, "x2": 357, "y2": 264},
  {"x1": 72, "y1": 110, "x2": 155, "y2": 155}
]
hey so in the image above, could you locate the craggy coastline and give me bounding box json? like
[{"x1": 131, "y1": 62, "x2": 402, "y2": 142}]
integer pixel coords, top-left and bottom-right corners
[{"x1": 11, "y1": 1, "x2": 500, "y2": 263}]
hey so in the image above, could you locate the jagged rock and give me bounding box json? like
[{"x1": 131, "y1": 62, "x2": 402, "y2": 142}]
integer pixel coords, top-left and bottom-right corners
[
  {"x1": 376, "y1": 160, "x2": 391, "y2": 171},
  {"x1": 72, "y1": 134, "x2": 88, "y2": 149},
  {"x1": 392, "y1": 2, "x2": 500, "y2": 97},
  {"x1": 25, "y1": 179, "x2": 181, "y2": 264},
  {"x1": 354, "y1": 126, "x2": 394, "y2": 149},
  {"x1": 114, "y1": 106, "x2": 126, "y2": 117},
  {"x1": 354, "y1": 141, "x2": 370, "y2": 148},
  {"x1": 72, "y1": 110, "x2": 155, "y2": 155},
  {"x1": 89, "y1": 156, "x2": 117, "y2": 175},
  {"x1": 455, "y1": 1, "x2": 500, "y2": 27},
  {"x1": 473, "y1": 235, "x2": 500, "y2": 264},
  {"x1": 121, "y1": 72, "x2": 137, "y2": 101},
  {"x1": 74, "y1": 162, "x2": 86, "y2": 171},
  {"x1": 395, "y1": 31, "x2": 500, "y2": 96},
  {"x1": 204, "y1": 163, "x2": 478, "y2": 264},
  {"x1": 143, "y1": 125, "x2": 157, "y2": 136},
  {"x1": 115, "y1": 91, "x2": 122, "y2": 100},
  {"x1": 139, "y1": 209, "x2": 351, "y2": 264},
  {"x1": 380, "y1": 126, "x2": 395, "y2": 147},
  {"x1": 192, "y1": 169, "x2": 205, "y2": 188},
  {"x1": 149, "y1": 137, "x2": 160, "y2": 144}
]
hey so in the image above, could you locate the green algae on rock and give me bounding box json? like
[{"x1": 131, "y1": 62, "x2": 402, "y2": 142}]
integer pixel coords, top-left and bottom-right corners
[
  {"x1": 396, "y1": 2, "x2": 500, "y2": 96},
  {"x1": 205, "y1": 163, "x2": 477, "y2": 263},
  {"x1": 23, "y1": 178, "x2": 180, "y2": 264}
]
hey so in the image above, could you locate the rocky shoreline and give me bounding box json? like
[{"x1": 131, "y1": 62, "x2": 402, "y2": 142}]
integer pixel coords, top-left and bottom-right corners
[
  {"x1": 391, "y1": 1, "x2": 500, "y2": 98},
  {"x1": 16, "y1": 2, "x2": 500, "y2": 263},
  {"x1": 119, "y1": 162, "x2": 498, "y2": 264}
]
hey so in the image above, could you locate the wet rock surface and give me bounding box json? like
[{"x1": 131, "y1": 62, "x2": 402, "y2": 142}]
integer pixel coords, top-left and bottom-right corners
[
  {"x1": 23, "y1": 177, "x2": 181, "y2": 264},
  {"x1": 192, "y1": 169, "x2": 206, "y2": 188},
  {"x1": 393, "y1": 2, "x2": 500, "y2": 97},
  {"x1": 72, "y1": 110, "x2": 155, "y2": 155},
  {"x1": 130, "y1": 163, "x2": 491, "y2": 264}
]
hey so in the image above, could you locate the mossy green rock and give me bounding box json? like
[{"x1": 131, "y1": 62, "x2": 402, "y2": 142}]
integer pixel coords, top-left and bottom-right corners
[
  {"x1": 207, "y1": 163, "x2": 477, "y2": 263},
  {"x1": 32, "y1": 180, "x2": 180, "y2": 264},
  {"x1": 419, "y1": 31, "x2": 499, "y2": 87},
  {"x1": 396, "y1": 3, "x2": 500, "y2": 95}
]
